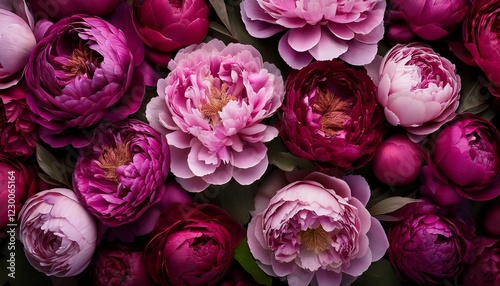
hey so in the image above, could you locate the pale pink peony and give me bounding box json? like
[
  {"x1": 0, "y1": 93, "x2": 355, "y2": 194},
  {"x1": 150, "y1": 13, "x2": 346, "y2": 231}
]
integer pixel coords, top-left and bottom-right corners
[
  {"x1": 247, "y1": 171, "x2": 389, "y2": 286},
  {"x1": 241, "y1": 0, "x2": 386, "y2": 69},
  {"x1": 146, "y1": 39, "x2": 284, "y2": 192},
  {"x1": 377, "y1": 43, "x2": 461, "y2": 137}
]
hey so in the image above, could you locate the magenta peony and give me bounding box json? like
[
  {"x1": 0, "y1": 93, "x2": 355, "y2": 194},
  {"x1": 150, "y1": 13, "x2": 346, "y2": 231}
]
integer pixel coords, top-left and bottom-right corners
[
  {"x1": 146, "y1": 39, "x2": 284, "y2": 192},
  {"x1": 0, "y1": 8, "x2": 36, "y2": 89},
  {"x1": 459, "y1": 0, "x2": 500, "y2": 96},
  {"x1": 388, "y1": 201, "x2": 477, "y2": 284},
  {"x1": 0, "y1": 154, "x2": 37, "y2": 236},
  {"x1": 240, "y1": 0, "x2": 386, "y2": 69},
  {"x1": 387, "y1": 0, "x2": 469, "y2": 41},
  {"x1": 424, "y1": 113, "x2": 500, "y2": 201},
  {"x1": 92, "y1": 243, "x2": 156, "y2": 286},
  {"x1": 132, "y1": 0, "x2": 210, "y2": 66},
  {"x1": 419, "y1": 166, "x2": 463, "y2": 207},
  {"x1": 372, "y1": 133, "x2": 422, "y2": 186},
  {"x1": 0, "y1": 84, "x2": 39, "y2": 159},
  {"x1": 73, "y1": 119, "x2": 170, "y2": 227},
  {"x1": 29, "y1": 0, "x2": 121, "y2": 20},
  {"x1": 377, "y1": 43, "x2": 461, "y2": 137},
  {"x1": 25, "y1": 13, "x2": 148, "y2": 148},
  {"x1": 17, "y1": 188, "x2": 97, "y2": 277},
  {"x1": 278, "y1": 59, "x2": 383, "y2": 170},
  {"x1": 144, "y1": 204, "x2": 246, "y2": 286},
  {"x1": 247, "y1": 171, "x2": 389, "y2": 286},
  {"x1": 462, "y1": 240, "x2": 500, "y2": 286}
]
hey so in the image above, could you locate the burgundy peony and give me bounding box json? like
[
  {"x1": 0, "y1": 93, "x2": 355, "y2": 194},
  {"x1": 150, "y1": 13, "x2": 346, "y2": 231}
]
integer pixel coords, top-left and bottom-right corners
[
  {"x1": 0, "y1": 154, "x2": 37, "y2": 236},
  {"x1": 132, "y1": 0, "x2": 210, "y2": 66},
  {"x1": 462, "y1": 240, "x2": 500, "y2": 286},
  {"x1": 0, "y1": 84, "x2": 39, "y2": 159},
  {"x1": 144, "y1": 204, "x2": 246, "y2": 286},
  {"x1": 424, "y1": 113, "x2": 500, "y2": 201},
  {"x1": 388, "y1": 201, "x2": 477, "y2": 284},
  {"x1": 278, "y1": 59, "x2": 383, "y2": 170},
  {"x1": 92, "y1": 243, "x2": 156, "y2": 286},
  {"x1": 73, "y1": 119, "x2": 170, "y2": 227},
  {"x1": 29, "y1": 0, "x2": 121, "y2": 20},
  {"x1": 25, "y1": 13, "x2": 148, "y2": 148},
  {"x1": 372, "y1": 133, "x2": 422, "y2": 186}
]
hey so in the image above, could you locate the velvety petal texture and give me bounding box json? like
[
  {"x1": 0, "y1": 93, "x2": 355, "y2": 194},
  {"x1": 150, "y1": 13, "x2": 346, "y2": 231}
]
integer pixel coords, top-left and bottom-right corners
[
  {"x1": 25, "y1": 13, "x2": 147, "y2": 148},
  {"x1": 29, "y1": 0, "x2": 121, "y2": 20},
  {"x1": 241, "y1": 0, "x2": 386, "y2": 69},
  {"x1": 278, "y1": 59, "x2": 383, "y2": 171},
  {"x1": 17, "y1": 188, "x2": 97, "y2": 277},
  {"x1": 146, "y1": 39, "x2": 285, "y2": 192},
  {"x1": 247, "y1": 171, "x2": 389, "y2": 286},
  {"x1": 377, "y1": 43, "x2": 461, "y2": 136},
  {"x1": 73, "y1": 119, "x2": 170, "y2": 227},
  {"x1": 462, "y1": 240, "x2": 500, "y2": 286},
  {"x1": 144, "y1": 204, "x2": 246, "y2": 286}
]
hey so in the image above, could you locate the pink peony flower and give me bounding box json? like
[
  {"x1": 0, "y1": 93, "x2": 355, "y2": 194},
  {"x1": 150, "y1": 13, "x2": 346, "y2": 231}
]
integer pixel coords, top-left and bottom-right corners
[
  {"x1": 377, "y1": 43, "x2": 461, "y2": 137},
  {"x1": 247, "y1": 171, "x2": 389, "y2": 286},
  {"x1": 0, "y1": 84, "x2": 39, "y2": 159},
  {"x1": 17, "y1": 188, "x2": 97, "y2": 277},
  {"x1": 240, "y1": 0, "x2": 386, "y2": 69},
  {"x1": 146, "y1": 39, "x2": 284, "y2": 192},
  {"x1": 372, "y1": 133, "x2": 422, "y2": 186}
]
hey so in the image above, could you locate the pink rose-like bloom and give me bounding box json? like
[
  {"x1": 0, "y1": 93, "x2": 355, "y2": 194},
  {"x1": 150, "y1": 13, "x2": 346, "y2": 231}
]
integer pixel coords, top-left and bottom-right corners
[
  {"x1": 241, "y1": 0, "x2": 386, "y2": 69},
  {"x1": 0, "y1": 154, "x2": 37, "y2": 236},
  {"x1": 0, "y1": 84, "x2": 39, "y2": 159},
  {"x1": 388, "y1": 201, "x2": 477, "y2": 285},
  {"x1": 29, "y1": 0, "x2": 121, "y2": 20},
  {"x1": 17, "y1": 188, "x2": 97, "y2": 277},
  {"x1": 373, "y1": 133, "x2": 422, "y2": 186},
  {"x1": 92, "y1": 243, "x2": 156, "y2": 286},
  {"x1": 387, "y1": 0, "x2": 469, "y2": 41},
  {"x1": 378, "y1": 43, "x2": 461, "y2": 137},
  {"x1": 146, "y1": 39, "x2": 284, "y2": 192},
  {"x1": 132, "y1": 0, "x2": 210, "y2": 66},
  {"x1": 248, "y1": 171, "x2": 389, "y2": 286},
  {"x1": 73, "y1": 119, "x2": 170, "y2": 227},
  {"x1": 424, "y1": 113, "x2": 500, "y2": 201}
]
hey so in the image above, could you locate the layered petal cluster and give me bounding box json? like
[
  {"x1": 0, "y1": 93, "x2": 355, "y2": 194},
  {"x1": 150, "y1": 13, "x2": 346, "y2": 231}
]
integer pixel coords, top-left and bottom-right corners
[
  {"x1": 0, "y1": 84, "x2": 39, "y2": 159},
  {"x1": 146, "y1": 39, "x2": 285, "y2": 192},
  {"x1": 387, "y1": 0, "x2": 469, "y2": 42},
  {"x1": 462, "y1": 240, "x2": 500, "y2": 286},
  {"x1": 388, "y1": 201, "x2": 477, "y2": 285},
  {"x1": 17, "y1": 188, "x2": 97, "y2": 277},
  {"x1": 241, "y1": 0, "x2": 386, "y2": 69},
  {"x1": 424, "y1": 113, "x2": 500, "y2": 201},
  {"x1": 248, "y1": 171, "x2": 389, "y2": 286},
  {"x1": 144, "y1": 204, "x2": 246, "y2": 286},
  {"x1": 278, "y1": 60, "x2": 383, "y2": 170},
  {"x1": 73, "y1": 119, "x2": 170, "y2": 227},
  {"x1": 378, "y1": 43, "x2": 461, "y2": 137},
  {"x1": 25, "y1": 14, "x2": 147, "y2": 148},
  {"x1": 132, "y1": 0, "x2": 210, "y2": 66}
]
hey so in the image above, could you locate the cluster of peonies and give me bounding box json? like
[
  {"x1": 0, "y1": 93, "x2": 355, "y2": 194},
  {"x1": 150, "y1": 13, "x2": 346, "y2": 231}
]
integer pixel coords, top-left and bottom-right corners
[{"x1": 2, "y1": 0, "x2": 500, "y2": 285}]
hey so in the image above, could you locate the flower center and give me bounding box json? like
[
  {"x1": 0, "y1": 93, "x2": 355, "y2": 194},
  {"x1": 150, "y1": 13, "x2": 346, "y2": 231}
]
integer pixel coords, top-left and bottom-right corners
[
  {"x1": 200, "y1": 84, "x2": 234, "y2": 124},
  {"x1": 313, "y1": 88, "x2": 352, "y2": 137},
  {"x1": 98, "y1": 142, "x2": 132, "y2": 182},
  {"x1": 62, "y1": 42, "x2": 103, "y2": 78},
  {"x1": 168, "y1": 0, "x2": 183, "y2": 9},
  {"x1": 299, "y1": 226, "x2": 332, "y2": 253},
  {"x1": 467, "y1": 131, "x2": 495, "y2": 170}
]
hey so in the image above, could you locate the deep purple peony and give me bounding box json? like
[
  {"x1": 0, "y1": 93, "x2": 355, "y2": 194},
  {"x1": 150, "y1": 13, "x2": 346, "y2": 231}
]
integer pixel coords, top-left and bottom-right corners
[
  {"x1": 73, "y1": 119, "x2": 170, "y2": 227},
  {"x1": 25, "y1": 14, "x2": 148, "y2": 148},
  {"x1": 279, "y1": 59, "x2": 383, "y2": 171},
  {"x1": 240, "y1": 0, "x2": 386, "y2": 69},
  {"x1": 146, "y1": 39, "x2": 284, "y2": 192}
]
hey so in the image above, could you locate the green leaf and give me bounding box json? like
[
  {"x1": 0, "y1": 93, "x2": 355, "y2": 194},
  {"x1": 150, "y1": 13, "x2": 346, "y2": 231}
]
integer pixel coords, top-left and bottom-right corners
[
  {"x1": 234, "y1": 238, "x2": 274, "y2": 286},
  {"x1": 35, "y1": 144, "x2": 71, "y2": 188},
  {"x1": 266, "y1": 138, "x2": 314, "y2": 172},
  {"x1": 369, "y1": 196, "x2": 420, "y2": 217},
  {"x1": 209, "y1": 0, "x2": 232, "y2": 33},
  {"x1": 456, "y1": 65, "x2": 492, "y2": 114},
  {"x1": 352, "y1": 259, "x2": 401, "y2": 286}
]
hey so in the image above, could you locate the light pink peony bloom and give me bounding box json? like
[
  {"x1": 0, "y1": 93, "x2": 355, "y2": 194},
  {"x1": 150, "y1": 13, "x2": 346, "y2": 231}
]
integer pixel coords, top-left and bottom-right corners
[
  {"x1": 240, "y1": 0, "x2": 386, "y2": 69},
  {"x1": 377, "y1": 43, "x2": 461, "y2": 137},
  {"x1": 247, "y1": 171, "x2": 389, "y2": 286},
  {"x1": 17, "y1": 188, "x2": 97, "y2": 277},
  {"x1": 146, "y1": 39, "x2": 284, "y2": 192}
]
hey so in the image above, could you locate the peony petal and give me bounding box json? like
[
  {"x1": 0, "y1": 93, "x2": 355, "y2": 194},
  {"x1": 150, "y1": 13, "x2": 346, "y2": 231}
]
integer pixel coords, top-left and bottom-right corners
[
  {"x1": 366, "y1": 217, "x2": 389, "y2": 261},
  {"x1": 278, "y1": 32, "x2": 313, "y2": 69},
  {"x1": 342, "y1": 175, "x2": 370, "y2": 206},
  {"x1": 315, "y1": 270, "x2": 342, "y2": 286},
  {"x1": 288, "y1": 24, "x2": 321, "y2": 52},
  {"x1": 309, "y1": 28, "x2": 349, "y2": 61}
]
